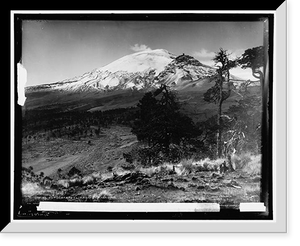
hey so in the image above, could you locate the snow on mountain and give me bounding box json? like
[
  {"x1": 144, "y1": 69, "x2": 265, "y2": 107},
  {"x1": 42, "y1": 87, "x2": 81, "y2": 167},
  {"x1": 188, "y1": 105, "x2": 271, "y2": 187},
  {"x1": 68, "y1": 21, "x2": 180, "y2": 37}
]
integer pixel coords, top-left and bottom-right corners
[
  {"x1": 24, "y1": 49, "x2": 258, "y2": 112},
  {"x1": 26, "y1": 49, "x2": 218, "y2": 94},
  {"x1": 27, "y1": 49, "x2": 171, "y2": 92},
  {"x1": 100, "y1": 49, "x2": 175, "y2": 74},
  {"x1": 155, "y1": 53, "x2": 215, "y2": 87}
]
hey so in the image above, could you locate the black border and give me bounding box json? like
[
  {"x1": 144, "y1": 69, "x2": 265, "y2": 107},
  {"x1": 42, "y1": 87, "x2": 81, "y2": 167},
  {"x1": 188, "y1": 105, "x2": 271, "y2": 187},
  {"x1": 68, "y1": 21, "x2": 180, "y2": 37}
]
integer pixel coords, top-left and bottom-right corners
[
  {"x1": 261, "y1": 16, "x2": 274, "y2": 219},
  {"x1": 286, "y1": 1, "x2": 290, "y2": 233},
  {"x1": 13, "y1": 13, "x2": 23, "y2": 225},
  {"x1": 6, "y1": 0, "x2": 284, "y2": 11},
  {"x1": 11, "y1": 12, "x2": 273, "y2": 222},
  {"x1": 16, "y1": 210, "x2": 268, "y2": 220},
  {"x1": 12, "y1": 13, "x2": 272, "y2": 22}
]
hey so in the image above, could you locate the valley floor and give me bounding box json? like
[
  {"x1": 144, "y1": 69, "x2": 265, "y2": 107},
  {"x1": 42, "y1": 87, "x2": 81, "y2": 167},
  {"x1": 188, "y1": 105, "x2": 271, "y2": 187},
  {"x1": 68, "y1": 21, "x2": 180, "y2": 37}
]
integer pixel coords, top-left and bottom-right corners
[
  {"x1": 22, "y1": 125, "x2": 137, "y2": 177},
  {"x1": 21, "y1": 126, "x2": 261, "y2": 207}
]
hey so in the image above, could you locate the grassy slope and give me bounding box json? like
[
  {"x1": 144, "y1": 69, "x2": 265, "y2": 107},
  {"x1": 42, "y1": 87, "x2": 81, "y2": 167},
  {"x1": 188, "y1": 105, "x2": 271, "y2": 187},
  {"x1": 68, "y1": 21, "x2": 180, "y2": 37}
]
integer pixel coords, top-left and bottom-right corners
[
  {"x1": 22, "y1": 154, "x2": 261, "y2": 204},
  {"x1": 21, "y1": 78, "x2": 262, "y2": 206},
  {"x1": 22, "y1": 126, "x2": 261, "y2": 205}
]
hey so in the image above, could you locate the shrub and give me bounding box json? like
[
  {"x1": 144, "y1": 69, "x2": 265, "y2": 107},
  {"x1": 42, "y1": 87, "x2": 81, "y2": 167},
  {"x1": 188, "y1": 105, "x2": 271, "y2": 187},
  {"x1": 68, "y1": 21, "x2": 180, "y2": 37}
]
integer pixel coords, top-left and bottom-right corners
[
  {"x1": 21, "y1": 182, "x2": 44, "y2": 196},
  {"x1": 167, "y1": 144, "x2": 185, "y2": 163},
  {"x1": 138, "y1": 166, "x2": 160, "y2": 177},
  {"x1": 241, "y1": 154, "x2": 261, "y2": 176},
  {"x1": 180, "y1": 159, "x2": 195, "y2": 173},
  {"x1": 202, "y1": 162, "x2": 209, "y2": 171},
  {"x1": 82, "y1": 175, "x2": 95, "y2": 185},
  {"x1": 91, "y1": 190, "x2": 114, "y2": 201},
  {"x1": 91, "y1": 172, "x2": 101, "y2": 179},
  {"x1": 123, "y1": 146, "x2": 163, "y2": 167},
  {"x1": 120, "y1": 163, "x2": 136, "y2": 171},
  {"x1": 179, "y1": 157, "x2": 226, "y2": 173},
  {"x1": 232, "y1": 152, "x2": 252, "y2": 170},
  {"x1": 56, "y1": 179, "x2": 70, "y2": 189}
]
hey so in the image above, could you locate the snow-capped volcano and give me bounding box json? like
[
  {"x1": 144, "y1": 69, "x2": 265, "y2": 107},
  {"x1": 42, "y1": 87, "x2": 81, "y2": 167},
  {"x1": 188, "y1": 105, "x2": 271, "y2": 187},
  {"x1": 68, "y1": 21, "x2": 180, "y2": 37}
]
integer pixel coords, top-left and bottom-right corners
[
  {"x1": 100, "y1": 49, "x2": 175, "y2": 74},
  {"x1": 27, "y1": 49, "x2": 216, "y2": 93},
  {"x1": 24, "y1": 49, "x2": 258, "y2": 112}
]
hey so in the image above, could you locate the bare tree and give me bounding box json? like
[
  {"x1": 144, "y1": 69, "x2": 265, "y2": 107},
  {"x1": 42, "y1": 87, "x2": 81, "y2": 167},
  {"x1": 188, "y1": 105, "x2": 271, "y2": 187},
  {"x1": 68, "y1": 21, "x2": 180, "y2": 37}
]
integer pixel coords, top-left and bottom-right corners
[{"x1": 204, "y1": 48, "x2": 237, "y2": 158}]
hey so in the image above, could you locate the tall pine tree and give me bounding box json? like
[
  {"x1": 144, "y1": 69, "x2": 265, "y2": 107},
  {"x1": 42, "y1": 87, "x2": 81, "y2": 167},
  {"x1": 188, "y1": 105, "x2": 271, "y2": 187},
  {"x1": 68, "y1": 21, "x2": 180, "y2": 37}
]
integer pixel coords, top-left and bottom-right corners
[
  {"x1": 204, "y1": 48, "x2": 237, "y2": 158},
  {"x1": 132, "y1": 84, "x2": 198, "y2": 160}
]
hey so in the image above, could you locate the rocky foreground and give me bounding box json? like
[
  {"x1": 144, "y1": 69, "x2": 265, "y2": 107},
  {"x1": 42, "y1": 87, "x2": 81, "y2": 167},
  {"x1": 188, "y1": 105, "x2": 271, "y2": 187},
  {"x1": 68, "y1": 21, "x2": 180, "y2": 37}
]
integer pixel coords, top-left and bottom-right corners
[
  {"x1": 21, "y1": 125, "x2": 261, "y2": 205},
  {"x1": 22, "y1": 159, "x2": 261, "y2": 205}
]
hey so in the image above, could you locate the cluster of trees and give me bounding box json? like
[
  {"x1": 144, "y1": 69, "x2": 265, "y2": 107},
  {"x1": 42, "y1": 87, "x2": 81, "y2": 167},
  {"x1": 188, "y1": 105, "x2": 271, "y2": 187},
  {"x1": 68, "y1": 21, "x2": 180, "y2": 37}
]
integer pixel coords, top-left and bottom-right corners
[
  {"x1": 23, "y1": 46, "x2": 265, "y2": 170},
  {"x1": 126, "y1": 46, "x2": 264, "y2": 167},
  {"x1": 204, "y1": 46, "x2": 263, "y2": 157},
  {"x1": 203, "y1": 46, "x2": 264, "y2": 160},
  {"x1": 22, "y1": 166, "x2": 45, "y2": 184},
  {"x1": 23, "y1": 107, "x2": 137, "y2": 141},
  {"x1": 127, "y1": 84, "x2": 202, "y2": 165}
]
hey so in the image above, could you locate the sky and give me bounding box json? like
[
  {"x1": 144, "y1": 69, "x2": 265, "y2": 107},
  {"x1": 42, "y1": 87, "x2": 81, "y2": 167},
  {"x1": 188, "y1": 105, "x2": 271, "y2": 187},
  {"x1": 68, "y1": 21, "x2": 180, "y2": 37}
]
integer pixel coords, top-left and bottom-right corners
[{"x1": 22, "y1": 20, "x2": 264, "y2": 86}]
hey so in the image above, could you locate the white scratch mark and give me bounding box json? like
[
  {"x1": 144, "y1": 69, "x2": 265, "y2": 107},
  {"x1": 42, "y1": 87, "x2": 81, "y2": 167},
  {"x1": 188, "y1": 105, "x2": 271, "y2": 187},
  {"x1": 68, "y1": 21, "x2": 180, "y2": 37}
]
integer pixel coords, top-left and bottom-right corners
[{"x1": 17, "y1": 62, "x2": 27, "y2": 106}]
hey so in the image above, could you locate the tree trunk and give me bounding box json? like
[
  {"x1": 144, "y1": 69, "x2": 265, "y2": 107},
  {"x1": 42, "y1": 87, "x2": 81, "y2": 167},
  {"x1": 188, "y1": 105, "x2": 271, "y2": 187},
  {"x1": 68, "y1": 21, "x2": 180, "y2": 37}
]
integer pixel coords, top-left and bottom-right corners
[
  {"x1": 227, "y1": 154, "x2": 235, "y2": 171},
  {"x1": 217, "y1": 100, "x2": 223, "y2": 158},
  {"x1": 217, "y1": 73, "x2": 224, "y2": 158},
  {"x1": 252, "y1": 69, "x2": 264, "y2": 93},
  {"x1": 217, "y1": 69, "x2": 231, "y2": 158}
]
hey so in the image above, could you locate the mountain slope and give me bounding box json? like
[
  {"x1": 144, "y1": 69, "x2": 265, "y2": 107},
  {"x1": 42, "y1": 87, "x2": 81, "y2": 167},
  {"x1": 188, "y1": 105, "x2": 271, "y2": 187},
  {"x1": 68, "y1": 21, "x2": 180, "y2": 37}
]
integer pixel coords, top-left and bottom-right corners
[
  {"x1": 24, "y1": 49, "x2": 254, "y2": 112},
  {"x1": 100, "y1": 49, "x2": 174, "y2": 74},
  {"x1": 26, "y1": 49, "x2": 216, "y2": 93}
]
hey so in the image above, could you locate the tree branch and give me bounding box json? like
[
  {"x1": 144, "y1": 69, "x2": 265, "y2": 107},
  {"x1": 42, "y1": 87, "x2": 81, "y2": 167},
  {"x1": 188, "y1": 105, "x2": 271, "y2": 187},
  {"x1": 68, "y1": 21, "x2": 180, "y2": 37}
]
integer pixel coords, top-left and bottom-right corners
[{"x1": 252, "y1": 69, "x2": 263, "y2": 80}]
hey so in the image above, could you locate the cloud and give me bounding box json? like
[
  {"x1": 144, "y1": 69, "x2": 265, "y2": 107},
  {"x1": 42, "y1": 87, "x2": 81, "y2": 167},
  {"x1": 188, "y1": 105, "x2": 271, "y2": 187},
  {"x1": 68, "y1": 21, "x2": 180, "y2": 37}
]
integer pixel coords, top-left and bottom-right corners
[
  {"x1": 194, "y1": 48, "x2": 246, "y2": 67},
  {"x1": 231, "y1": 67, "x2": 256, "y2": 81},
  {"x1": 193, "y1": 49, "x2": 215, "y2": 59},
  {"x1": 228, "y1": 48, "x2": 245, "y2": 59},
  {"x1": 193, "y1": 49, "x2": 216, "y2": 67},
  {"x1": 201, "y1": 60, "x2": 216, "y2": 67},
  {"x1": 130, "y1": 43, "x2": 152, "y2": 52}
]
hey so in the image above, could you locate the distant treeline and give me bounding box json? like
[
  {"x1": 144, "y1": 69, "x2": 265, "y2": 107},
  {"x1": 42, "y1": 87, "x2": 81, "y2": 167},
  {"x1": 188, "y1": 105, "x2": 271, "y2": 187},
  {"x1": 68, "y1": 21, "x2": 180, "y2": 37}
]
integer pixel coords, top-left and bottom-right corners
[{"x1": 22, "y1": 107, "x2": 138, "y2": 140}]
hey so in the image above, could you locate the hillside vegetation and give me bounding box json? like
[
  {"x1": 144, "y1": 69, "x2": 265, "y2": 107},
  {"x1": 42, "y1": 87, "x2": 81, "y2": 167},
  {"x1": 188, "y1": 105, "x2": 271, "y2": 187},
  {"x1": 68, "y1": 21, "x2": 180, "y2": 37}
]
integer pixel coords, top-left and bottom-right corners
[
  {"x1": 21, "y1": 48, "x2": 264, "y2": 208},
  {"x1": 22, "y1": 126, "x2": 261, "y2": 204}
]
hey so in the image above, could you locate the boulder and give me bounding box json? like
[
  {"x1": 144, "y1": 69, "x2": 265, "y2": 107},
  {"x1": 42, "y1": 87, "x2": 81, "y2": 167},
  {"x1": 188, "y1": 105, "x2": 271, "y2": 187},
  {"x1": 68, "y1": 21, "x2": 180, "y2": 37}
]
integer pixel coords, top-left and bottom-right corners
[
  {"x1": 225, "y1": 180, "x2": 242, "y2": 189},
  {"x1": 208, "y1": 186, "x2": 220, "y2": 192},
  {"x1": 191, "y1": 176, "x2": 198, "y2": 181},
  {"x1": 197, "y1": 184, "x2": 206, "y2": 190},
  {"x1": 82, "y1": 175, "x2": 95, "y2": 185},
  {"x1": 161, "y1": 177, "x2": 173, "y2": 182},
  {"x1": 42, "y1": 176, "x2": 53, "y2": 188},
  {"x1": 68, "y1": 167, "x2": 81, "y2": 177},
  {"x1": 69, "y1": 178, "x2": 83, "y2": 187},
  {"x1": 57, "y1": 179, "x2": 70, "y2": 189}
]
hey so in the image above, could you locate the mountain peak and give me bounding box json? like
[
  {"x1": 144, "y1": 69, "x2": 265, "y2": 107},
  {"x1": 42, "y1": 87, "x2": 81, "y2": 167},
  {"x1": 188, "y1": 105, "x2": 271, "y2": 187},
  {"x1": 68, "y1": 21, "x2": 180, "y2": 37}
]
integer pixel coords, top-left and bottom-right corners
[
  {"x1": 98, "y1": 49, "x2": 175, "y2": 75},
  {"x1": 132, "y1": 49, "x2": 175, "y2": 57},
  {"x1": 175, "y1": 53, "x2": 202, "y2": 66},
  {"x1": 26, "y1": 49, "x2": 216, "y2": 93}
]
